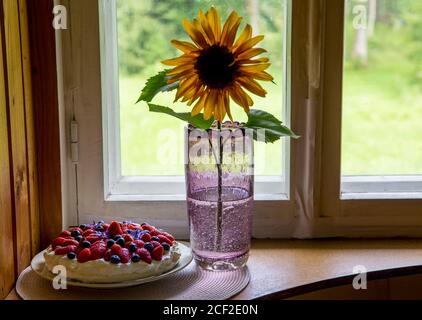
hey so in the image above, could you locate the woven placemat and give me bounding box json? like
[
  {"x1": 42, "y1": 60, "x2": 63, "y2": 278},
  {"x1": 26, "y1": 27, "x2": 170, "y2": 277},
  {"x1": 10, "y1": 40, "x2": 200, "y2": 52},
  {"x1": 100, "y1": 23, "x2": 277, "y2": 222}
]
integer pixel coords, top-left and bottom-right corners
[{"x1": 16, "y1": 261, "x2": 250, "y2": 300}]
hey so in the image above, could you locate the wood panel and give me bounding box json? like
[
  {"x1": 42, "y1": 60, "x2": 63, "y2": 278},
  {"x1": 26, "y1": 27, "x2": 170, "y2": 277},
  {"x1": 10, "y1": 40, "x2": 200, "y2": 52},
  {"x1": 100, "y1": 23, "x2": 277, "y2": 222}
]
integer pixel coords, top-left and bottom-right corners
[
  {"x1": 0, "y1": 4, "x2": 16, "y2": 299},
  {"x1": 2, "y1": 0, "x2": 32, "y2": 275},
  {"x1": 18, "y1": 0, "x2": 40, "y2": 258},
  {"x1": 26, "y1": 0, "x2": 62, "y2": 248}
]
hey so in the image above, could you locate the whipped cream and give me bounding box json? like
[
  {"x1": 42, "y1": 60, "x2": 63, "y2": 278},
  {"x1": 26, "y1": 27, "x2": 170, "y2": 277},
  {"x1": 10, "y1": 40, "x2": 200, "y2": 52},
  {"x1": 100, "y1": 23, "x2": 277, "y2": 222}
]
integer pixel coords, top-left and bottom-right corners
[{"x1": 44, "y1": 243, "x2": 181, "y2": 283}]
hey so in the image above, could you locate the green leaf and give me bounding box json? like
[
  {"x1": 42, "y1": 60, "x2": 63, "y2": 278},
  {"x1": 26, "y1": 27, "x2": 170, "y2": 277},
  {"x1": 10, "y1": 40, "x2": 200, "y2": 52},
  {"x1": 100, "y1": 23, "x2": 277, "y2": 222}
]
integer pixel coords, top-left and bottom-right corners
[
  {"x1": 136, "y1": 70, "x2": 179, "y2": 103},
  {"x1": 245, "y1": 109, "x2": 300, "y2": 143},
  {"x1": 148, "y1": 104, "x2": 215, "y2": 130}
]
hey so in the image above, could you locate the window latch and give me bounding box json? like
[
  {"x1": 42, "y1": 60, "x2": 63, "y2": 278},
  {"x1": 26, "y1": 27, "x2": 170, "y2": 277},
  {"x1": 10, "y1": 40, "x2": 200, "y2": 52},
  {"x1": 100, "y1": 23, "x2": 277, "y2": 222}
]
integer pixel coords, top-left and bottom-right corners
[{"x1": 70, "y1": 120, "x2": 79, "y2": 163}]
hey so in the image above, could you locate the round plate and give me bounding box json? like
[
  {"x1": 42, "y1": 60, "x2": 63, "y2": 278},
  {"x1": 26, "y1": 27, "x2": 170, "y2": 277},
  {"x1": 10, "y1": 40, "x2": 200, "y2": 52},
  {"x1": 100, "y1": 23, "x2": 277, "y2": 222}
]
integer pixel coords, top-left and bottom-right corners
[{"x1": 30, "y1": 242, "x2": 193, "y2": 289}]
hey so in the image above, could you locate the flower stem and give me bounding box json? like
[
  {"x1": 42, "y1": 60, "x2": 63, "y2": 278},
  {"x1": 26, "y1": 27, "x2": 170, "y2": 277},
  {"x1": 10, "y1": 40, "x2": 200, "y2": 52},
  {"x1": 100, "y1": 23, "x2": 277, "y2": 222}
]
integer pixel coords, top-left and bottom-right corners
[{"x1": 216, "y1": 121, "x2": 223, "y2": 252}]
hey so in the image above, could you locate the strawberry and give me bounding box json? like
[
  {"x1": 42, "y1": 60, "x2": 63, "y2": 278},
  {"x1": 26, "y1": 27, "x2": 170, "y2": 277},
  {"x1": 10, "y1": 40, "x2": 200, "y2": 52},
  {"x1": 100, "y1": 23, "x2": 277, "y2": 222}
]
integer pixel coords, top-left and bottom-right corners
[
  {"x1": 82, "y1": 229, "x2": 95, "y2": 237},
  {"x1": 123, "y1": 234, "x2": 134, "y2": 243},
  {"x1": 77, "y1": 248, "x2": 92, "y2": 263},
  {"x1": 86, "y1": 234, "x2": 102, "y2": 243},
  {"x1": 136, "y1": 248, "x2": 152, "y2": 264},
  {"x1": 141, "y1": 224, "x2": 153, "y2": 232},
  {"x1": 108, "y1": 221, "x2": 123, "y2": 237},
  {"x1": 160, "y1": 232, "x2": 175, "y2": 242},
  {"x1": 104, "y1": 249, "x2": 111, "y2": 261},
  {"x1": 63, "y1": 239, "x2": 80, "y2": 247},
  {"x1": 59, "y1": 230, "x2": 71, "y2": 238},
  {"x1": 134, "y1": 240, "x2": 145, "y2": 248},
  {"x1": 91, "y1": 241, "x2": 107, "y2": 260},
  {"x1": 141, "y1": 233, "x2": 151, "y2": 242},
  {"x1": 52, "y1": 237, "x2": 67, "y2": 249},
  {"x1": 110, "y1": 243, "x2": 123, "y2": 256},
  {"x1": 151, "y1": 241, "x2": 161, "y2": 248},
  {"x1": 54, "y1": 245, "x2": 77, "y2": 255},
  {"x1": 119, "y1": 248, "x2": 130, "y2": 263},
  {"x1": 102, "y1": 223, "x2": 110, "y2": 231},
  {"x1": 157, "y1": 235, "x2": 173, "y2": 245},
  {"x1": 150, "y1": 229, "x2": 160, "y2": 237},
  {"x1": 151, "y1": 246, "x2": 163, "y2": 261}
]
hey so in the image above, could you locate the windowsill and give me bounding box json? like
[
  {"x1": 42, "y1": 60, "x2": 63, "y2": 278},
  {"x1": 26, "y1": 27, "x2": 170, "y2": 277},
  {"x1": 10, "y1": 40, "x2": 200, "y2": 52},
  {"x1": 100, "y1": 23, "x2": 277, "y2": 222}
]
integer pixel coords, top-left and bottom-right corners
[{"x1": 7, "y1": 239, "x2": 422, "y2": 300}]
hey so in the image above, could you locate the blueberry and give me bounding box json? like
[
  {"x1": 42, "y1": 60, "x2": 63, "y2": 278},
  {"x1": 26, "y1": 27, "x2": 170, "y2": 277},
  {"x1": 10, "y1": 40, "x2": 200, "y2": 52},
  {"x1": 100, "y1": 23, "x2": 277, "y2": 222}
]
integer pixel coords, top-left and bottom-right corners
[
  {"x1": 144, "y1": 242, "x2": 154, "y2": 252},
  {"x1": 114, "y1": 235, "x2": 123, "y2": 241},
  {"x1": 107, "y1": 239, "x2": 115, "y2": 248},
  {"x1": 74, "y1": 235, "x2": 83, "y2": 242},
  {"x1": 129, "y1": 243, "x2": 137, "y2": 253},
  {"x1": 110, "y1": 255, "x2": 120, "y2": 264},
  {"x1": 79, "y1": 224, "x2": 87, "y2": 230},
  {"x1": 162, "y1": 242, "x2": 171, "y2": 251},
  {"x1": 95, "y1": 225, "x2": 104, "y2": 231},
  {"x1": 81, "y1": 240, "x2": 91, "y2": 248},
  {"x1": 67, "y1": 252, "x2": 76, "y2": 260},
  {"x1": 131, "y1": 254, "x2": 141, "y2": 263},
  {"x1": 71, "y1": 230, "x2": 81, "y2": 237},
  {"x1": 151, "y1": 236, "x2": 160, "y2": 242},
  {"x1": 116, "y1": 238, "x2": 125, "y2": 247}
]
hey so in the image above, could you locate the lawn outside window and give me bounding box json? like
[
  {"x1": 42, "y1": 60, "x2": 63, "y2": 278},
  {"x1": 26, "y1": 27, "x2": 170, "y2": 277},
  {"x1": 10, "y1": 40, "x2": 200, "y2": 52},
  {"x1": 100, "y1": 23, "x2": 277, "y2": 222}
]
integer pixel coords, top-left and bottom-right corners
[{"x1": 57, "y1": 0, "x2": 422, "y2": 239}]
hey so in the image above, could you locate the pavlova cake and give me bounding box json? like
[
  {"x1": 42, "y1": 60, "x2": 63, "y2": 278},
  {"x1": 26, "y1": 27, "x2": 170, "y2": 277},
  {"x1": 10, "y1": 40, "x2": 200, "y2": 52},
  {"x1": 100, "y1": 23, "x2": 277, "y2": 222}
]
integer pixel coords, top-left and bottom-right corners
[{"x1": 44, "y1": 221, "x2": 181, "y2": 283}]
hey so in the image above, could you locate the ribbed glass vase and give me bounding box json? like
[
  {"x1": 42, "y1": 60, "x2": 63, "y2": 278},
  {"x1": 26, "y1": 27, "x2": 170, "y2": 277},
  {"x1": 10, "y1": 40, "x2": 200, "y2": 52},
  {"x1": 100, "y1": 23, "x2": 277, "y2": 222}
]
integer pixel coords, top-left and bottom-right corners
[{"x1": 185, "y1": 122, "x2": 254, "y2": 271}]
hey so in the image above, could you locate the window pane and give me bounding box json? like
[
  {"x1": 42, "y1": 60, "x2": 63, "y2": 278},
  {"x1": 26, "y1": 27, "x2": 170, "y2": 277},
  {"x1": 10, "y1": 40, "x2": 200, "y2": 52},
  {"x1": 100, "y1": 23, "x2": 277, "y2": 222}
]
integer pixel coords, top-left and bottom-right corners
[
  {"x1": 342, "y1": 0, "x2": 422, "y2": 176},
  {"x1": 116, "y1": 0, "x2": 287, "y2": 176}
]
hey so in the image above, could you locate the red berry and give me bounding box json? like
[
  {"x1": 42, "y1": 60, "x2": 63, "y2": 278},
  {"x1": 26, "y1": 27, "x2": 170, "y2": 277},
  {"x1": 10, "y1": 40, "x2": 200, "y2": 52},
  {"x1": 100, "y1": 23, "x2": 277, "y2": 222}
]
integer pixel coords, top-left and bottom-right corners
[
  {"x1": 108, "y1": 221, "x2": 123, "y2": 237},
  {"x1": 104, "y1": 249, "x2": 111, "y2": 261},
  {"x1": 54, "y1": 245, "x2": 77, "y2": 255},
  {"x1": 161, "y1": 232, "x2": 175, "y2": 242},
  {"x1": 141, "y1": 233, "x2": 151, "y2": 242},
  {"x1": 157, "y1": 235, "x2": 173, "y2": 245},
  {"x1": 119, "y1": 248, "x2": 130, "y2": 263},
  {"x1": 102, "y1": 223, "x2": 110, "y2": 230},
  {"x1": 52, "y1": 237, "x2": 67, "y2": 249},
  {"x1": 77, "y1": 248, "x2": 92, "y2": 263},
  {"x1": 141, "y1": 224, "x2": 153, "y2": 232},
  {"x1": 136, "y1": 248, "x2": 152, "y2": 264},
  {"x1": 128, "y1": 223, "x2": 140, "y2": 230},
  {"x1": 111, "y1": 244, "x2": 123, "y2": 256},
  {"x1": 63, "y1": 239, "x2": 80, "y2": 247},
  {"x1": 82, "y1": 229, "x2": 95, "y2": 237},
  {"x1": 91, "y1": 241, "x2": 107, "y2": 260},
  {"x1": 123, "y1": 234, "x2": 134, "y2": 243},
  {"x1": 134, "y1": 240, "x2": 145, "y2": 248},
  {"x1": 151, "y1": 241, "x2": 161, "y2": 248},
  {"x1": 86, "y1": 234, "x2": 102, "y2": 243},
  {"x1": 151, "y1": 246, "x2": 163, "y2": 261},
  {"x1": 59, "y1": 230, "x2": 71, "y2": 238}
]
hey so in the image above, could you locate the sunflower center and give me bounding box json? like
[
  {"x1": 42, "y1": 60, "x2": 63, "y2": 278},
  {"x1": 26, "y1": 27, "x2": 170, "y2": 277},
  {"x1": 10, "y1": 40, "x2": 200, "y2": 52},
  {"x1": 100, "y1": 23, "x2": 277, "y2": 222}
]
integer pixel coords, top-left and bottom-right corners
[{"x1": 195, "y1": 45, "x2": 237, "y2": 89}]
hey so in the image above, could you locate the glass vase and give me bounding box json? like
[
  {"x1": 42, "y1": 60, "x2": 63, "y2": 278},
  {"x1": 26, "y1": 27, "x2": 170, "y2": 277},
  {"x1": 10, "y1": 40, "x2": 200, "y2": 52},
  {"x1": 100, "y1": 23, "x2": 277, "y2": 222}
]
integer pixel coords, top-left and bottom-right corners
[{"x1": 185, "y1": 122, "x2": 254, "y2": 271}]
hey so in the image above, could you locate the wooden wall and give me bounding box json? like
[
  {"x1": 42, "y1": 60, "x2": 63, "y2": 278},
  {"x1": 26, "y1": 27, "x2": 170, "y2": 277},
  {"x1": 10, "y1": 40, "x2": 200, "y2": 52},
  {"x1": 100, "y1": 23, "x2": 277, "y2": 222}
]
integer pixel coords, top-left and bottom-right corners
[{"x1": 0, "y1": 0, "x2": 40, "y2": 299}]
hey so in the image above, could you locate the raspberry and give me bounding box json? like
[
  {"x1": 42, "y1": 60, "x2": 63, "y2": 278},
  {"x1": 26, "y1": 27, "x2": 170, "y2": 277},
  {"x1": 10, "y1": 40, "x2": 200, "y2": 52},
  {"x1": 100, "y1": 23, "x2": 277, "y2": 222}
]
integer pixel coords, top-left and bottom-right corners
[
  {"x1": 91, "y1": 241, "x2": 107, "y2": 260},
  {"x1": 150, "y1": 241, "x2": 161, "y2": 248},
  {"x1": 151, "y1": 246, "x2": 163, "y2": 261},
  {"x1": 104, "y1": 249, "x2": 111, "y2": 261},
  {"x1": 120, "y1": 248, "x2": 131, "y2": 263},
  {"x1": 77, "y1": 248, "x2": 92, "y2": 263},
  {"x1": 136, "y1": 248, "x2": 152, "y2": 264},
  {"x1": 134, "y1": 240, "x2": 145, "y2": 248}
]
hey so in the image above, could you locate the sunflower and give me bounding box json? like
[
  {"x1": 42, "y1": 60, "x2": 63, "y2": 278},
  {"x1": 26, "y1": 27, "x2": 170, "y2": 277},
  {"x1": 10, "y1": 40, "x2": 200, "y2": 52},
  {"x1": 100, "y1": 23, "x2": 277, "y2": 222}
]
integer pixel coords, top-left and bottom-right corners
[{"x1": 162, "y1": 7, "x2": 273, "y2": 123}]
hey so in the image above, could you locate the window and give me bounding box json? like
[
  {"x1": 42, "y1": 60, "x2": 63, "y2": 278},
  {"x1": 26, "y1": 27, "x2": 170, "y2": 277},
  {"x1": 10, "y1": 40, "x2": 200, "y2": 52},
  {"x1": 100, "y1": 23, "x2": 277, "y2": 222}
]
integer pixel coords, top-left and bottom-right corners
[
  {"x1": 59, "y1": 0, "x2": 422, "y2": 238},
  {"x1": 341, "y1": 0, "x2": 422, "y2": 199}
]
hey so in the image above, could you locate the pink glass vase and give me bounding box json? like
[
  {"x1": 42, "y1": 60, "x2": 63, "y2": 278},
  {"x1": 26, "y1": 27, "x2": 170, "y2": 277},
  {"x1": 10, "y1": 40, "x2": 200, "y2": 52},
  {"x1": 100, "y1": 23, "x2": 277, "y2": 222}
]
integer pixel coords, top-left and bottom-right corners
[{"x1": 185, "y1": 123, "x2": 254, "y2": 271}]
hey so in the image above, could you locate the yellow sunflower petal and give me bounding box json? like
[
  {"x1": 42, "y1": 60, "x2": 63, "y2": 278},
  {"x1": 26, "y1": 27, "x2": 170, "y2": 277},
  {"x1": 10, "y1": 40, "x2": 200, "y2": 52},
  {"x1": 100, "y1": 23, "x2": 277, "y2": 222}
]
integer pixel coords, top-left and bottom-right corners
[
  {"x1": 236, "y1": 57, "x2": 269, "y2": 65},
  {"x1": 234, "y1": 35, "x2": 265, "y2": 55},
  {"x1": 167, "y1": 63, "x2": 195, "y2": 76},
  {"x1": 239, "y1": 63, "x2": 271, "y2": 73},
  {"x1": 191, "y1": 94, "x2": 207, "y2": 116},
  {"x1": 175, "y1": 76, "x2": 198, "y2": 101},
  {"x1": 220, "y1": 11, "x2": 242, "y2": 48},
  {"x1": 237, "y1": 77, "x2": 267, "y2": 97},
  {"x1": 229, "y1": 85, "x2": 252, "y2": 112},
  {"x1": 208, "y1": 7, "x2": 221, "y2": 41},
  {"x1": 223, "y1": 91, "x2": 233, "y2": 121},
  {"x1": 204, "y1": 90, "x2": 217, "y2": 120},
  {"x1": 236, "y1": 48, "x2": 267, "y2": 60},
  {"x1": 183, "y1": 18, "x2": 209, "y2": 49},
  {"x1": 170, "y1": 40, "x2": 198, "y2": 53},
  {"x1": 162, "y1": 54, "x2": 196, "y2": 66},
  {"x1": 248, "y1": 71, "x2": 274, "y2": 81},
  {"x1": 198, "y1": 10, "x2": 215, "y2": 44},
  {"x1": 233, "y1": 24, "x2": 253, "y2": 51}
]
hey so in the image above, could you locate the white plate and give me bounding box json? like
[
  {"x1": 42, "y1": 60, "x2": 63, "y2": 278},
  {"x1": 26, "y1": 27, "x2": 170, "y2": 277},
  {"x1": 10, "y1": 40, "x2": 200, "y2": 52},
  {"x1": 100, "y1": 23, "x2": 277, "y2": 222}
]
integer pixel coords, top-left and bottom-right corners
[{"x1": 30, "y1": 241, "x2": 193, "y2": 289}]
